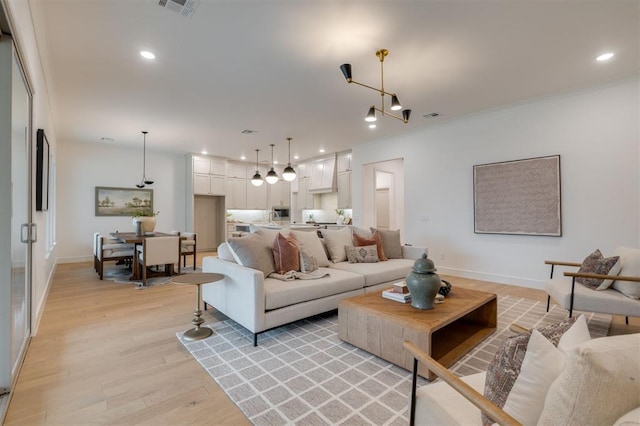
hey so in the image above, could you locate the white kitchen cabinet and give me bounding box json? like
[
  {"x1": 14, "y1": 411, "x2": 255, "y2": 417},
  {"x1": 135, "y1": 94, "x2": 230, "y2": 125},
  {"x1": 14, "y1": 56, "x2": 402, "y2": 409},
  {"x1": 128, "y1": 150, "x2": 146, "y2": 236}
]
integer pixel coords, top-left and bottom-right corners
[
  {"x1": 226, "y1": 161, "x2": 247, "y2": 179},
  {"x1": 194, "y1": 174, "x2": 225, "y2": 195},
  {"x1": 193, "y1": 155, "x2": 226, "y2": 175},
  {"x1": 337, "y1": 171, "x2": 352, "y2": 209},
  {"x1": 270, "y1": 179, "x2": 290, "y2": 207},
  {"x1": 225, "y1": 177, "x2": 247, "y2": 209},
  {"x1": 296, "y1": 178, "x2": 316, "y2": 209},
  {"x1": 337, "y1": 151, "x2": 352, "y2": 173}
]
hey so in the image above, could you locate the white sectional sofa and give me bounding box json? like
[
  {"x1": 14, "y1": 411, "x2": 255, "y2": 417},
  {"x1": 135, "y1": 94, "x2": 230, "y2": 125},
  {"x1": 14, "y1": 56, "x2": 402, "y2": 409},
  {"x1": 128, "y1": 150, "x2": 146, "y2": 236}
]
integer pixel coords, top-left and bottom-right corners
[{"x1": 202, "y1": 227, "x2": 426, "y2": 345}]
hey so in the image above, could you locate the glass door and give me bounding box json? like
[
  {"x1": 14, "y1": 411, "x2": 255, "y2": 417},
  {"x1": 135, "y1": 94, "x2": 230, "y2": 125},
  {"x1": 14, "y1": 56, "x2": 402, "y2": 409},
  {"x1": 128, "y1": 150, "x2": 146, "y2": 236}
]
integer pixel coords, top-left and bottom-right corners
[{"x1": 0, "y1": 35, "x2": 32, "y2": 420}]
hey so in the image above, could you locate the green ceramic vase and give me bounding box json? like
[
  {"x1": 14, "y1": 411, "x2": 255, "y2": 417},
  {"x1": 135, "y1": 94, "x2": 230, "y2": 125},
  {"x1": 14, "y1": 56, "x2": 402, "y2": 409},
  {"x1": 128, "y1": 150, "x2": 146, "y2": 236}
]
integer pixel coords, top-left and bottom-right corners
[{"x1": 406, "y1": 253, "x2": 442, "y2": 310}]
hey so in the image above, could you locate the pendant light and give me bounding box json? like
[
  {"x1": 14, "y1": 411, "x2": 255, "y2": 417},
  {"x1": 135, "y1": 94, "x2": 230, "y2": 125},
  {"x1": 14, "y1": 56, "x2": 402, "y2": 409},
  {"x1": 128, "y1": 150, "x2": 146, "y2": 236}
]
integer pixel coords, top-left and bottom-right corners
[
  {"x1": 135, "y1": 131, "x2": 154, "y2": 188},
  {"x1": 251, "y1": 149, "x2": 264, "y2": 186},
  {"x1": 265, "y1": 143, "x2": 278, "y2": 184},
  {"x1": 282, "y1": 137, "x2": 296, "y2": 182}
]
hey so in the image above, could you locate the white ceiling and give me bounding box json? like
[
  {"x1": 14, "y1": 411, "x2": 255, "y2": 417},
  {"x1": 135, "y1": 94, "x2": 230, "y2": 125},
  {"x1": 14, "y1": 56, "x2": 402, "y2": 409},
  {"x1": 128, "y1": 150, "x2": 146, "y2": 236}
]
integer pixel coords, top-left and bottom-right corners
[{"x1": 30, "y1": 0, "x2": 638, "y2": 163}]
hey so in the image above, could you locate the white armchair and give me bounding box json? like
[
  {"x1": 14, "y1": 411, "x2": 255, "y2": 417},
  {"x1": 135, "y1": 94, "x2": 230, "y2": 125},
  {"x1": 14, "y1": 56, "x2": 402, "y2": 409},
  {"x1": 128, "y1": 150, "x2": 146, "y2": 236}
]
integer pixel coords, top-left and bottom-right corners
[
  {"x1": 544, "y1": 247, "x2": 640, "y2": 324},
  {"x1": 136, "y1": 236, "x2": 181, "y2": 286}
]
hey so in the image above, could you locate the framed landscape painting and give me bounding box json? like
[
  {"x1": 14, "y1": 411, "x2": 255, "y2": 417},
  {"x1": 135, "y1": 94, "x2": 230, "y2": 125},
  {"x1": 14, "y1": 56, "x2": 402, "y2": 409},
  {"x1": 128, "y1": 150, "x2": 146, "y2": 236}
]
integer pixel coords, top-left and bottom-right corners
[
  {"x1": 95, "y1": 186, "x2": 153, "y2": 217},
  {"x1": 473, "y1": 155, "x2": 561, "y2": 236}
]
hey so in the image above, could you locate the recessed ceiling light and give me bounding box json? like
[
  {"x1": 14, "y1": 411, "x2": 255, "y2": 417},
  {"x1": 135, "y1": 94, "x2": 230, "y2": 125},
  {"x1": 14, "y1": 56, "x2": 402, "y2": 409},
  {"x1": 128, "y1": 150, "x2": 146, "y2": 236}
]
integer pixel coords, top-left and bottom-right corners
[
  {"x1": 368, "y1": 123, "x2": 377, "y2": 129},
  {"x1": 319, "y1": 148, "x2": 325, "y2": 153},
  {"x1": 294, "y1": 155, "x2": 299, "y2": 160},
  {"x1": 240, "y1": 155, "x2": 246, "y2": 160},
  {"x1": 274, "y1": 160, "x2": 279, "y2": 165},
  {"x1": 596, "y1": 52, "x2": 614, "y2": 61},
  {"x1": 140, "y1": 51, "x2": 155, "y2": 60},
  {"x1": 201, "y1": 150, "x2": 207, "y2": 155}
]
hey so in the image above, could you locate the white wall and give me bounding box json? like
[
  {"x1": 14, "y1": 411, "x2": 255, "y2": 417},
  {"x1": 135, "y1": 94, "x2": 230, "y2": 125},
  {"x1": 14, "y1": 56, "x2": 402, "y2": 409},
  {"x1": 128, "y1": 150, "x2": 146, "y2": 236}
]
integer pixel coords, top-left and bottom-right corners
[
  {"x1": 353, "y1": 80, "x2": 639, "y2": 288},
  {"x1": 56, "y1": 142, "x2": 187, "y2": 262}
]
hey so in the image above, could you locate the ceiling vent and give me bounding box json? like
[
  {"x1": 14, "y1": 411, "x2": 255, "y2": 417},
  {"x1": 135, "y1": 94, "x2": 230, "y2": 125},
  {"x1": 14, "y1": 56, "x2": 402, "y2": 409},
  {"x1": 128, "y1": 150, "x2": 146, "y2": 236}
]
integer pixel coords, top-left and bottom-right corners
[
  {"x1": 241, "y1": 130, "x2": 258, "y2": 134},
  {"x1": 158, "y1": 0, "x2": 199, "y2": 18},
  {"x1": 423, "y1": 112, "x2": 441, "y2": 118}
]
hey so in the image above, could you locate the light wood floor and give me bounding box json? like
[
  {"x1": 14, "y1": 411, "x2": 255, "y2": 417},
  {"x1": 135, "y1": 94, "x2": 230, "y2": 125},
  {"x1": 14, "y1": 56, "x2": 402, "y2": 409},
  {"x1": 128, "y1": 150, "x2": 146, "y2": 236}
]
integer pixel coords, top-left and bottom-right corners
[{"x1": 5, "y1": 253, "x2": 638, "y2": 425}]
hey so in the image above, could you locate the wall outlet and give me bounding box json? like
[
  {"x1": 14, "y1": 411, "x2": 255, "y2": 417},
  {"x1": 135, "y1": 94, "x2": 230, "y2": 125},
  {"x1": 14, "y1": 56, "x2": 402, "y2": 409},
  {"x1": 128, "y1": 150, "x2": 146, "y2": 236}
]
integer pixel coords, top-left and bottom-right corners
[{"x1": 419, "y1": 215, "x2": 429, "y2": 222}]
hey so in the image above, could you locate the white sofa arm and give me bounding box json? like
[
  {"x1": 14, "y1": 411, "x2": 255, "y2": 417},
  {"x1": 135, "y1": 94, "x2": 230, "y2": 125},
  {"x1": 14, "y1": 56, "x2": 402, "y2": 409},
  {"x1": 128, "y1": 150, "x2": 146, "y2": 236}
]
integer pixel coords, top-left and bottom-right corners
[
  {"x1": 201, "y1": 256, "x2": 267, "y2": 334},
  {"x1": 402, "y1": 245, "x2": 428, "y2": 260}
]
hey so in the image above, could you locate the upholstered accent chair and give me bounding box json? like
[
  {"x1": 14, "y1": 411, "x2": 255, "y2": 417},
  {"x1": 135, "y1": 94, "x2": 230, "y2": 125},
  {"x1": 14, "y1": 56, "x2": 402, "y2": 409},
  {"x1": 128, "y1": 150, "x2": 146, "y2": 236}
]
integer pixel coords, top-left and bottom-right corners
[
  {"x1": 544, "y1": 247, "x2": 640, "y2": 324},
  {"x1": 96, "y1": 234, "x2": 135, "y2": 279},
  {"x1": 136, "y1": 236, "x2": 181, "y2": 286}
]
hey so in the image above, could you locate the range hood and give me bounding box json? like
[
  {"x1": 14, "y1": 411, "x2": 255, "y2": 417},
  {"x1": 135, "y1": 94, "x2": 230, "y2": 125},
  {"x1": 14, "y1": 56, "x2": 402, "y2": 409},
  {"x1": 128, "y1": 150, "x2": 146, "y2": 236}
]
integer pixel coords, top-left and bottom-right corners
[{"x1": 308, "y1": 155, "x2": 336, "y2": 194}]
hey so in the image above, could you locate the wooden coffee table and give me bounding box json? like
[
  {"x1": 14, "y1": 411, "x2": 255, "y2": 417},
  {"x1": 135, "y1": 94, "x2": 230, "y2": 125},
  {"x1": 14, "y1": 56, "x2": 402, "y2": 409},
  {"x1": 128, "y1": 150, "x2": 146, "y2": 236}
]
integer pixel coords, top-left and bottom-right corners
[{"x1": 338, "y1": 287, "x2": 497, "y2": 379}]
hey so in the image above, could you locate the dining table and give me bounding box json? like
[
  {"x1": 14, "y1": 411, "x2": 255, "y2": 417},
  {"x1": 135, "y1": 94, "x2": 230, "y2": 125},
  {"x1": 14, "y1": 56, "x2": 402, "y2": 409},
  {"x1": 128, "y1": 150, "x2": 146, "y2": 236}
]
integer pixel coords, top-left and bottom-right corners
[{"x1": 109, "y1": 231, "x2": 181, "y2": 281}]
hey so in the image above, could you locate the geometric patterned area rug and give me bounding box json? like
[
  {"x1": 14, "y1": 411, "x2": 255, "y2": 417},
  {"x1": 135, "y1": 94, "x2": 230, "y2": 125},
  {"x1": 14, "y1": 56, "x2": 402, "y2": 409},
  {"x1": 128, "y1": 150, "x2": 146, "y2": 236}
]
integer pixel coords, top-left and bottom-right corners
[{"x1": 178, "y1": 295, "x2": 611, "y2": 425}]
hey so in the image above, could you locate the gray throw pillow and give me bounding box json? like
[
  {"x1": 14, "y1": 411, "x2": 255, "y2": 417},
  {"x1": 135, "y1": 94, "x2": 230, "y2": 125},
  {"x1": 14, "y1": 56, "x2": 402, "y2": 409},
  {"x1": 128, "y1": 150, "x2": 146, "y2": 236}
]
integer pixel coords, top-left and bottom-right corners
[
  {"x1": 345, "y1": 245, "x2": 379, "y2": 263},
  {"x1": 370, "y1": 227, "x2": 403, "y2": 259},
  {"x1": 299, "y1": 248, "x2": 319, "y2": 273},
  {"x1": 226, "y1": 233, "x2": 275, "y2": 277}
]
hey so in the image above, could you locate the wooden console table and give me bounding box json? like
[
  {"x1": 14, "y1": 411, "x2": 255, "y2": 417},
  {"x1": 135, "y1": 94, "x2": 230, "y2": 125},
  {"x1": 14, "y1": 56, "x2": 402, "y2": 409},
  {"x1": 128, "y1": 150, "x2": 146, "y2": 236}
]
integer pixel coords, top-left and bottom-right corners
[{"x1": 338, "y1": 287, "x2": 497, "y2": 380}]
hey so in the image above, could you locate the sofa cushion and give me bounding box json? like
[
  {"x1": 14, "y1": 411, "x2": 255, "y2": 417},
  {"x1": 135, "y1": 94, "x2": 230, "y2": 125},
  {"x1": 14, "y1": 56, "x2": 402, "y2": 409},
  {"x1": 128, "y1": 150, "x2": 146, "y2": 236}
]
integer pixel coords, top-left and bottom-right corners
[
  {"x1": 320, "y1": 227, "x2": 353, "y2": 263},
  {"x1": 370, "y1": 228, "x2": 403, "y2": 259},
  {"x1": 330, "y1": 258, "x2": 413, "y2": 287},
  {"x1": 345, "y1": 245, "x2": 379, "y2": 263},
  {"x1": 614, "y1": 407, "x2": 640, "y2": 426},
  {"x1": 227, "y1": 233, "x2": 275, "y2": 277},
  {"x1": 576, "y1": 249, "x2": 621, "y2": 290},
  {"x1": 264, "y1": 268, "x2": 365, "y2": 310},
  {"x1": 273, "y1": 233, "x2": 300, "y2": 274},
  {"x1": 415, "y1": 372, "x2": 486, "y2": 425},
  {"x1": 353, "y1": 231, "x2": 388, "y2": 261},
  {"x1": 538, "y1": 333, "x2": 640, "y2": 426},
  {"x1": 612, "y1": 247, "x2": 640, "y2": 299},
  {"x1": 290, "y1": 230, "x2": 330, "y2": 267}
]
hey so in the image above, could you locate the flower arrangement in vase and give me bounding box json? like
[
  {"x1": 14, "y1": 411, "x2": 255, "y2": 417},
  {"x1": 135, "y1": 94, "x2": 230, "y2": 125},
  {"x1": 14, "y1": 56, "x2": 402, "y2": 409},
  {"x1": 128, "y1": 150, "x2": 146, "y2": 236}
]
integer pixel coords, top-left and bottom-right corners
[{"x1": 131, "y1": 208, "x2": 159, "y2": 234}]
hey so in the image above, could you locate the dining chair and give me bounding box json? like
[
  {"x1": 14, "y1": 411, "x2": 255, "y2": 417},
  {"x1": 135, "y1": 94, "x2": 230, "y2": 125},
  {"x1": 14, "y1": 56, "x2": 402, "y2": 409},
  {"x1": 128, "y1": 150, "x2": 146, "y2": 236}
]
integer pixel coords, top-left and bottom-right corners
[
  {"x1": 93, "y1": 232, "x2": 100, "y2": 272},
  {"x1": 136, "y1": 236, "x2": 181, "y2": 286},
  {"x1": 96, "y1": 235, "x2": 135, "y2": 279},
  {"x1": 180, "y1": 232, "x2": 197, "y2": 269}
]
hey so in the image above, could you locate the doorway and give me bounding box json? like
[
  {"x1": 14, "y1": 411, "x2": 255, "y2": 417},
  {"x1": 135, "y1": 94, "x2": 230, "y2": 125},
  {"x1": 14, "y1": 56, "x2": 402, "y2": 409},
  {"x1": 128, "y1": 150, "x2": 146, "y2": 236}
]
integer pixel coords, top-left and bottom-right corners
[
  {"x1": 361, "y1": 158, "x2": 404, "y2": 232},
  {"x1": 194, "y1": 195, "x2": 225, "y2": 251}
]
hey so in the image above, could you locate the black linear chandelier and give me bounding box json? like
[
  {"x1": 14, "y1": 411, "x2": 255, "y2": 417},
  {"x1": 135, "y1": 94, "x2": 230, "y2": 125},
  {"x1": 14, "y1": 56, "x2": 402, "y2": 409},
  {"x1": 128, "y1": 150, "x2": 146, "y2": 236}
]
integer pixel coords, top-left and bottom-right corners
[
  {"x1": 340, "y1": 49, "x2": 411, "y2": 128},
  {"x1": 135, "y1": 131, "x2": 154, "y2": 188}
]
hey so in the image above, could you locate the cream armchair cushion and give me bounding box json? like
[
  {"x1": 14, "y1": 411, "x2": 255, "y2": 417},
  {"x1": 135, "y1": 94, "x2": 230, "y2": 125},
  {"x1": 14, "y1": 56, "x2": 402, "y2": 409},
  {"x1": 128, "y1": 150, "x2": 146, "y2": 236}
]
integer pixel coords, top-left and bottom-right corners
[{"x1": 137, "y1": 236, "x2": 180, "y2": 285}]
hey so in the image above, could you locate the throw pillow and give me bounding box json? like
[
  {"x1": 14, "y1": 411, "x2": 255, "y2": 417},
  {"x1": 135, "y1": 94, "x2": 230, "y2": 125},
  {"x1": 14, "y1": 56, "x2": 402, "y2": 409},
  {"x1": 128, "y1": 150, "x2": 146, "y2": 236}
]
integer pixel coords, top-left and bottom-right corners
[
  {"x1": 612, "y1": 247, "x2": 640, "y2": 299},
  {"x1": 538, "y1": 333, "x2": 640, "y2": 425},
  {"x1": 299, "y1": 248, "x2": 319, "y2": 273},
  {"x1": 289, "y1": 230, "x2": 330, "y2": 267},
  {"x1": 226, "y1": 233, "x2": 275, "y2": 277},
  {"x1": 345, "y1": 245, "x2": 379, "y2": 263},
  {"x1": 576, "y1": 249, "x2": 621, "y2": 290},
  {"x1": 502, "y1": 329, "x2": 566, "y2": 425},
  {"x1": 481, "y1": 317, "x2": 577, "y2": 426},
  {"x1": 272, "y1": 233, "x2": 300, "y2": 274},
  {"x1": 217, "y1": 242, "x2": 236, "y2": 263},
  {"x1": 370, "y1": 227, "x2": 403, "y2": 259},
  {"x1": 353, "y1": 231, "x2": 388, "y2": 261},
  {"x1": 255, "y1": 227, "x2": 286, "y2": 246},
  {"x1": 320, "y1": 227, "x2": 353, "y2": 263}
]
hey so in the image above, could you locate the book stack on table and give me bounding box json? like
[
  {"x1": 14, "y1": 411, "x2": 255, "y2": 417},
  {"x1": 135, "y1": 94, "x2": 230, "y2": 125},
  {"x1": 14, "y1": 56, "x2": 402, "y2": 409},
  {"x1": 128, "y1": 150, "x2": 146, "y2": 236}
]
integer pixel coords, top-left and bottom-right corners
[{"x1": 382, "y1": 281, "x2": 411, "y2": 303}]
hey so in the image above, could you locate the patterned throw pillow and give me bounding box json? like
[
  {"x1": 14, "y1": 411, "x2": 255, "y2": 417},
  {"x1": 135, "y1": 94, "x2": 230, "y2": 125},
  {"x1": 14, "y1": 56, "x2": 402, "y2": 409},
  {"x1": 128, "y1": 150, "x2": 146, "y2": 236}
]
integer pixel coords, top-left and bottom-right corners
[
  {"x1": 299, "y1": 248, "x2": 319, "y2": 273},
  {"x1": 576, "y1": 249, "x2": 621, "y2": 290},
  {"x1": 345, "y1": 245, "x2": 379, "y2": 263},
  {"x1": 481, "y1": 317, "x2": 577, "y2": 426},
  {"x1": 272, "y1": 233, "x2": 300, "y2": 274},
  {"x1": 353, "y1": 231, "x2": 388, "y2": 261}
]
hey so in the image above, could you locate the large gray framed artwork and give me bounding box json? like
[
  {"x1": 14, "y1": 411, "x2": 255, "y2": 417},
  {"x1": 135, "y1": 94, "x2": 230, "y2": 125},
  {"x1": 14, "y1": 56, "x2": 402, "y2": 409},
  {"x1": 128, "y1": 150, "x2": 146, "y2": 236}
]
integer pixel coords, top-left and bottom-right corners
[{"x1": 473, "y1": 155, "x2": 561, "y2": 236}]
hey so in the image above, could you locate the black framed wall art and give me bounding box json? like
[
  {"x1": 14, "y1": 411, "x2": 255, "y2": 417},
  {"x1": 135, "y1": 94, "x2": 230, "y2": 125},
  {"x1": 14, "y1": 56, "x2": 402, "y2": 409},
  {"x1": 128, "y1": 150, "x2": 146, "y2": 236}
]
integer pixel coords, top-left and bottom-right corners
[{"x1": 36, "y1": 128, "x2": 49, "y2": 211}]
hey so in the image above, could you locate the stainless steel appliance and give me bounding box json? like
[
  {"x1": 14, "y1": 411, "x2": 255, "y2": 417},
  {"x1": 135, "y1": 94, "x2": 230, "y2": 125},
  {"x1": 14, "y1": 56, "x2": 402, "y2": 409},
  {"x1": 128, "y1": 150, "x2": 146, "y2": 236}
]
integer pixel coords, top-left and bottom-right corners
[{"x1": 272, "y1": 207, "x2": 290, "y2": 220}]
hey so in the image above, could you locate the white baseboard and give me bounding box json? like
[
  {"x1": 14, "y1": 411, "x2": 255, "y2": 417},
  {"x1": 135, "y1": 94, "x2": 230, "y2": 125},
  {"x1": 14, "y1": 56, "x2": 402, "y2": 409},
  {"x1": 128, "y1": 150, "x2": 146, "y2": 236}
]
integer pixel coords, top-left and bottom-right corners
[
  {"x1": 32, "y1": 262, "x2": 57, "y2": 336},
  {"x1": 57, "y1": 255, "x2": 93, "y2": 264},
  {"x1": 437, "y1": 266, "x2": 545, "y2": 290}
]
